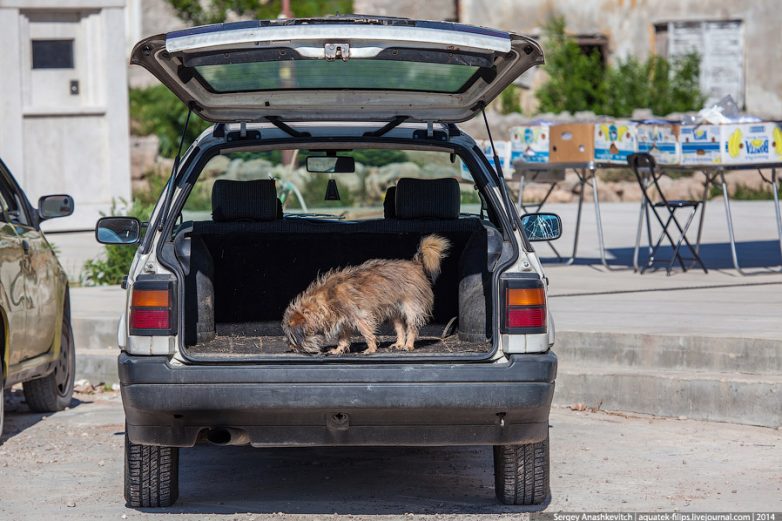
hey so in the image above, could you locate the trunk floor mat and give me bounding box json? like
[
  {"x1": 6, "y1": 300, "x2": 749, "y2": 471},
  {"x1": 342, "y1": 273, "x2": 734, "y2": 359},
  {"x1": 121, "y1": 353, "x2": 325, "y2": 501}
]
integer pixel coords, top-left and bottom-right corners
[{"x1": 186, "y1": 322, "x2": 491, "y2": 358}]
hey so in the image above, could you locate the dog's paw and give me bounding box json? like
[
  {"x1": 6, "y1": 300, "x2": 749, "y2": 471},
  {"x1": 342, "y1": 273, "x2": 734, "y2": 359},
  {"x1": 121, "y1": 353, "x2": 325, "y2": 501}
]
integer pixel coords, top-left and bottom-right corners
[
  {"x1": 389, "y1": 341, "x2": 406, "y2": 350},
  {"x1": 327, "y1": 346, "x2": 348, "y2": 355}
]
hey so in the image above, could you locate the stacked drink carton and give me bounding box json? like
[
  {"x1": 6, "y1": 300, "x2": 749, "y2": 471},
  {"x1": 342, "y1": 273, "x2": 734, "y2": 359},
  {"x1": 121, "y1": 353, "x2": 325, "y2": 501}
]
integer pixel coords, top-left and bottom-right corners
[{"x1": 511, "y1": 118, "x2": 782, "y2": 167}]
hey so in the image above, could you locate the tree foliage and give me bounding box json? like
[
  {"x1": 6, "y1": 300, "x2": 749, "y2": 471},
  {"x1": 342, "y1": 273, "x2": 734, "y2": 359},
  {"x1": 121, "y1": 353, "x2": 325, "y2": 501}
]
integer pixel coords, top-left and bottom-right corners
[
  {"x1": 536, "y1": 15, "x2": 705, "y2": 117},
  {"x1": 166, "y1": 0, "x2": 353, "y2": 26},
  {"x1": 129, "y1": 85, "x2": 210, "y2": 157}
]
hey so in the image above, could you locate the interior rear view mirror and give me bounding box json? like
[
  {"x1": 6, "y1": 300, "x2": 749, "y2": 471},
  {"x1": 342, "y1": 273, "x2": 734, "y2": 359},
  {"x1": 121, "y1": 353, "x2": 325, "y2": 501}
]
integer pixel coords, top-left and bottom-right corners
[
  {"x1": 306, "y1": 156, "x2": 355, "y2": 174},
  {"x1": 38, "y1": 194, "x2": 74, "y2": 221},
  {"x1": 95, "y1": 216, "x2": 142, "y2": 245},
  {"x1": 520, "y1": 213, "x2": 562, "y2": 242}
]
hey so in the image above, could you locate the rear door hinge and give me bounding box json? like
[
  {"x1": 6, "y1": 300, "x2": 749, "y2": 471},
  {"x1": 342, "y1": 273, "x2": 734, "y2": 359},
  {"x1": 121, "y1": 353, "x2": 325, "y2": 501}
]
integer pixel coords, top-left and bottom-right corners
[{"x1": 325, "y1": 43, "x2": 350, "y2": 61}]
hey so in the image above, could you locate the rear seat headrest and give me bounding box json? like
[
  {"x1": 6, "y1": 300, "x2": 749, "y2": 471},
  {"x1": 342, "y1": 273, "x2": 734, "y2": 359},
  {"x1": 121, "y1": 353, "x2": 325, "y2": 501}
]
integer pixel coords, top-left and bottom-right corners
[
  {"x1": 212, "y1": 179, "x2": 280, "y2": 222},
  {"x1": 383, "y1": 186, "x2": 396, "y2": 218},
  {"x1": 394, "y1": 177, "x2": 460, "y2": 220}
]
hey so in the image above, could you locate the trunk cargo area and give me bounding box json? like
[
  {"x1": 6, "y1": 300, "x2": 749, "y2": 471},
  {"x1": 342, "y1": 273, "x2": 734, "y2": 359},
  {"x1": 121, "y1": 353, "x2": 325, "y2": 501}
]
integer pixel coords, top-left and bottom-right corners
[{"x1": 176, "y1": 181, "x2": 500, "y2": 360}]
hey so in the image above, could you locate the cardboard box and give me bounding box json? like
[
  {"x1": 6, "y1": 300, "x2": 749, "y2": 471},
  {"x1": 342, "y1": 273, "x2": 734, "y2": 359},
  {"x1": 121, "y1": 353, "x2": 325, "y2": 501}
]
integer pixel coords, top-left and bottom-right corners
[
  {"x1": 721, "y1": 122, "x2": 776, "y2": 165},
  {"x1": 680, "y1": 124, "x2": 721, "y2": 165},
  {"x1": 681, "y1": 122, "x2": 779, "y2": 165},
  {"x1": 637, "y1": 122, "x2": 681, "y2": 165},
  {"x1": 549, "y1": 123, "x2": 595, "y2": 163},
  {"x1": 510, "y1": 124, "x2": 550, "y2": 164},
  {"x1": 478, "y1": 139, "x2": 512, "y2": 177},
  {"x1": 594, "y1": 120, "x2": 638, "y2": 163},
  {"x1": 773, "y1": 122, "x2": 782, "y2": 163}
]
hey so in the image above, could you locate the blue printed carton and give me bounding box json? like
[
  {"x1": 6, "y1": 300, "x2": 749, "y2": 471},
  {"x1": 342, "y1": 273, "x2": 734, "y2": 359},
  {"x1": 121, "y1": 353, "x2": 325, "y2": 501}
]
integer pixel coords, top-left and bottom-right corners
[
  {"x1": 636, "y1": 122, "x2": 681, "y2": 165},
  {"x1": 681, "y1": 122, "x2": 778, "y2": 165},
  {"x1": 721, "y1": 122, "x2": 776, "y2": 165},
  {"x1": 510, "y1": 124, "x2": 550, "y2": 164},
  {"x1": 594, "y1": 120, "x2": 638, "y2": 163},
  {"x1": 680, "y1": 124, "x2": 721, "y2": 165}
]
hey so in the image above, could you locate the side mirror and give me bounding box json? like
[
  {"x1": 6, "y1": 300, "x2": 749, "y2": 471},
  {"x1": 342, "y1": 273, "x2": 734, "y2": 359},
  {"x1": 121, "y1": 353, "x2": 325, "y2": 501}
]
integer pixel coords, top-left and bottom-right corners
[
  {"x1": 38, "y1": 194, "x2": 74, "y2": 221},
  {"x1": 520, "y1": 213, "x2": 562, "y2": 242},
  {"x1": 95, "y1": 216, "x2": 141, "y2": 245},
  {"x1": 306, "y1": 156, "x2": 355, "y2": 173}
]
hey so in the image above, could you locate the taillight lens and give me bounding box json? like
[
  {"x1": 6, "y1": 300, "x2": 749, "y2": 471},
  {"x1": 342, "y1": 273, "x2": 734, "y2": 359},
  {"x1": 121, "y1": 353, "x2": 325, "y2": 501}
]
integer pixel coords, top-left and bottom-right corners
[
  {"x1": 501, "y1": 279, "x2": 546, "y2": 333},
  {"x1": 129, "y1": 280, "x2": 175, "y2": 335}
]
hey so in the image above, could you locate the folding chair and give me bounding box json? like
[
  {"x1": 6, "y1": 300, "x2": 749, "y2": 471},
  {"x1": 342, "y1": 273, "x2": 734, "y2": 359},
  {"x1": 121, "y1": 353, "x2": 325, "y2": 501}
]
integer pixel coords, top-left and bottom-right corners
[{"x1": 627, "y1": 153, "x2": 708, "y2": 275}]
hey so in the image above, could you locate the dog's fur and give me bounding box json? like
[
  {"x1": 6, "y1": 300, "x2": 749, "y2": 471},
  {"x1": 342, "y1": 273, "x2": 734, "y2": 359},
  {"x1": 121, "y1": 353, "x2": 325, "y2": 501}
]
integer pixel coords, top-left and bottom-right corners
[{"x1": 282, "y1": 235, "x2": 450, "y2": 354}]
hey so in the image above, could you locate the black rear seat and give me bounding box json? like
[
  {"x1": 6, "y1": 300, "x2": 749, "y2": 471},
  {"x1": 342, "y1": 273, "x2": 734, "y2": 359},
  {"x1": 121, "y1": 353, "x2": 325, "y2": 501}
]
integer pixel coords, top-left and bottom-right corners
[{"x1": 184, "y1": 178, "x2": 492, "y2": 345}]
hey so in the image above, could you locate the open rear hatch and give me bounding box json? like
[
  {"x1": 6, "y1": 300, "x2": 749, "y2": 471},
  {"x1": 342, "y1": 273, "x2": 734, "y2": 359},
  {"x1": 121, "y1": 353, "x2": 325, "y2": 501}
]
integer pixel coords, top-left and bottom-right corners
[{"x1": 131, "y1": 16, "x2": 543, "y2": 123}]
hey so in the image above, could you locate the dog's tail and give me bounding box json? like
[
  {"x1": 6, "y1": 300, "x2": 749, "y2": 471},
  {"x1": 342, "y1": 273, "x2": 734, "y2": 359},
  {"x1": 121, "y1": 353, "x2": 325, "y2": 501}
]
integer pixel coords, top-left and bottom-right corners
[{"x1": 414, "y1": 234, "x2": 451, "y2": 282}]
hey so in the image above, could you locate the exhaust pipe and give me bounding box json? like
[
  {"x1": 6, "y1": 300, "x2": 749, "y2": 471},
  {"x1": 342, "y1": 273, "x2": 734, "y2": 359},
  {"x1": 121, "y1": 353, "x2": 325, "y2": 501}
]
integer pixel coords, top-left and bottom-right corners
[{"x1": 206, "y1": 427, "x2": 250, "y2": 446}]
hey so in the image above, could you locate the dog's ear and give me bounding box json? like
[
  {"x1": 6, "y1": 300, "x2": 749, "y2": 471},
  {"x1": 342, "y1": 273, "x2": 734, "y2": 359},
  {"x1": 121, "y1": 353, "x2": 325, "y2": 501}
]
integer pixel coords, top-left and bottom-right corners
[
  {"x1": 287, "y1": 311, "x2": 307, "y2": 345},
  {"x1": 288, "y1": 310, "x2": 305, "y2": 328}
]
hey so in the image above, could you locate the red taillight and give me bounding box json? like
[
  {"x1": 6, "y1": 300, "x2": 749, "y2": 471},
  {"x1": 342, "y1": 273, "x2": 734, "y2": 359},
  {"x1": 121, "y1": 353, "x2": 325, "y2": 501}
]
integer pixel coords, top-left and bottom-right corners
[
  {"x1": 502, "y1": 279, "x2": 547, "y2": 333},
  {"x1": 129, "y1": 281, "x2": 175, "y2": 335},
  {"x1": 130, "y1": 309, "x2": 170, "y2": 330},
  {"x1": 507, "y1": 307, "x2": 546, "y2": 328}
]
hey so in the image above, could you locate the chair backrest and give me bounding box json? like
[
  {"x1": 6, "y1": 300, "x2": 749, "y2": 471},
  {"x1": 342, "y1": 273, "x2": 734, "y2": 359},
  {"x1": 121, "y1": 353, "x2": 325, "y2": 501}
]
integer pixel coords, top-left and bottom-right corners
[{"x1": 627, "y1": 152, "x2": 668, "y2": 206}]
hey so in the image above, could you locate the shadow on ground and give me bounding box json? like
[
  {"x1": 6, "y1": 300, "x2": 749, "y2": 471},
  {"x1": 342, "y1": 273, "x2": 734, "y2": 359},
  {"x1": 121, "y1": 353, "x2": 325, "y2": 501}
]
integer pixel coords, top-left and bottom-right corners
[
  {"x1": 0, "y1": 389, "x2": 83, "y2": 445},
  {"x1": 137, "y1": 444, "x2": 543, "y2": 515},
  {"x1": 539, "y1": 240, "x2": 782, "y2": 272}
]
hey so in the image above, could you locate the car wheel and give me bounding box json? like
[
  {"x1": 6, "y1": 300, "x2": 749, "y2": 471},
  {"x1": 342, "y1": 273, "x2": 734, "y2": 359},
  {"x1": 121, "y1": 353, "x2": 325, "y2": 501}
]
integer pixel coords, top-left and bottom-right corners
[
  {"x1": 23, "y1": 308, "x2": 75, "y2": 413},
  {"x1": 124, "y1": 431, "x2": 179, "y2": 507},
  {"x1": 493, "y1": 431, "x2": 550, "y2": 506}
]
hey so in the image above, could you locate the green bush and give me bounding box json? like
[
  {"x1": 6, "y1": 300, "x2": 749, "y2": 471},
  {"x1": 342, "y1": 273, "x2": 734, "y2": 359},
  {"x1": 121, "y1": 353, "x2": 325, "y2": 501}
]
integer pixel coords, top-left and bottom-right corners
[
  {"x1": 537, "y1": 15, "x2": 705, "y2": 117},
  {"x1": 82, "y1": 200, "x2": 154, "y2": 286},
  {"x1": 499, "y1": 84, "x2": 522, "y2": 115},
  {"x1": 129, "y1": 85, "x2": 210, "y2": 157}
]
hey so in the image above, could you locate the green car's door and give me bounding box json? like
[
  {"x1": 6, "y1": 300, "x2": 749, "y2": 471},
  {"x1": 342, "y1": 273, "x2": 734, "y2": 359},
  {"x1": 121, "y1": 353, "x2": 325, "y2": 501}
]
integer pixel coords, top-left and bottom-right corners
[
  {"x1": 0, "y1": 167, "x2": 61, "y2": 363},
  {"x1": 0, "y1": 178, "x2": 32, "y2": 366}
]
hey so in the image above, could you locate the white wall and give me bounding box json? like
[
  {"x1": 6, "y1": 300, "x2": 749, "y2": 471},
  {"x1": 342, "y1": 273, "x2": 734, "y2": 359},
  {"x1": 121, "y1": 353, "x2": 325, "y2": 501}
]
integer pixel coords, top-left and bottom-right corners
[{"x1": 0, "y1": 0, "x2": 130, "y2": 232}]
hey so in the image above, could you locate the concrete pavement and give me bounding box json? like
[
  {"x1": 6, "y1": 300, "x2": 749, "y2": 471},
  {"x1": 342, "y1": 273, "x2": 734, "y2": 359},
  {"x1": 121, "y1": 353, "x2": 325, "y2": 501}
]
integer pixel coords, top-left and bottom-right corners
[{"x1": 1, "y1": 393, "x2": 780, "y2": 519}]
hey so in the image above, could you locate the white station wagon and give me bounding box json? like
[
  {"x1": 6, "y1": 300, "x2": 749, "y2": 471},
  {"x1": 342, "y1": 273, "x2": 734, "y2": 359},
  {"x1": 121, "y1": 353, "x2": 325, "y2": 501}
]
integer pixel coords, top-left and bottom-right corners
[{"x1": 99, "y1": 16, "x2": 561, "y2": 509}]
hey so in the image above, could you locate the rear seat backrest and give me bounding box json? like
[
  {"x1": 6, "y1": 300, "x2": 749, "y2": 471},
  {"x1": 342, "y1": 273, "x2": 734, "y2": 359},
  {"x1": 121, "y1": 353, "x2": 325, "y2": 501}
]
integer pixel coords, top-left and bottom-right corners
[
  {"x1": 394, "y1": 177, "x2": 460, "y2": 220},
  {"x1": 211, "y1": 179, "x2": 281, "y2": 222}
]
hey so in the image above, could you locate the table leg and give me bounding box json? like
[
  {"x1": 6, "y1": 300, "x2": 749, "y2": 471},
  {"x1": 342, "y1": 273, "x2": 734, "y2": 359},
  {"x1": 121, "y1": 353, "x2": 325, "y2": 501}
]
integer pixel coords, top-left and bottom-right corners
[
  {"x1": 589, "y1": 167, "x2": 611, "y2": 268},
  {"x1": 565, "y1": 168, "x2": 586, "y2": 265},
  {"x1": 718, "y1": 170, "x2": 744, "y2": 274},
  {"x1": 770, "y1": 168, "x2": 782, "y2": 271},
  {"x1": 695, "y1": 172, "x2": 713, "y2": 255},
  {"x1": 633, "y1": 184, "x2": 648, "y2": 272}
]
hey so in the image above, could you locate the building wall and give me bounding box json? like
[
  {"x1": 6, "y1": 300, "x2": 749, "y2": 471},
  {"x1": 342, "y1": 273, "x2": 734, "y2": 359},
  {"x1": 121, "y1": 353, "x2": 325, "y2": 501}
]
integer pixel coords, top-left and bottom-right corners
[
  {"x1": 353, "y1": 0, "x2": 455, "y2": 21},
  {"x1": 458, "y1": 0, "x2": 782, "y2": 118},
  {"x1": 126, "y1": 0, "x2": 185, "y2": 87},
  {"x1": 0, "y1": 1, "x2": 131, "y2": 231}
]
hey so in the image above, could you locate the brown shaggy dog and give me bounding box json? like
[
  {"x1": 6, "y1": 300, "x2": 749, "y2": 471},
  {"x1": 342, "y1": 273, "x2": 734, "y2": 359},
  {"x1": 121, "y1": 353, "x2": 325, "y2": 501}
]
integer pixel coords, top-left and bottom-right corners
[{"x1": 282, "y1": 235, "x2": 450, "y2": 355}]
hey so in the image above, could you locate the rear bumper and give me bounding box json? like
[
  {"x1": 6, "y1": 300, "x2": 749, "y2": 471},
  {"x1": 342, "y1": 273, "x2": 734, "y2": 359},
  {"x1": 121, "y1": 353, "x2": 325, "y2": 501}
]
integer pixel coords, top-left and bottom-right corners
[{"x1": 119, "y1": 352, "x2": 556, "y2": 447}]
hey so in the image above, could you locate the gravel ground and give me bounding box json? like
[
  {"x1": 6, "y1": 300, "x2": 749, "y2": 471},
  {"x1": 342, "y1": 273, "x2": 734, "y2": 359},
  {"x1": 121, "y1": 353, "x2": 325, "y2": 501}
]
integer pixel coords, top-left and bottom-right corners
[{"x1": 1, "y1": 390, "x2": 780, "y2": 520}]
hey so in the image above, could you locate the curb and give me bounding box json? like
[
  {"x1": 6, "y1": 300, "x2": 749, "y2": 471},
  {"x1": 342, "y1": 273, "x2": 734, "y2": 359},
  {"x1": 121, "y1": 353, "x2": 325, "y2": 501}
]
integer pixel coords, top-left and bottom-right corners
[{"x1": 71, "y1": 317, "x2": 782, "y2": 427}]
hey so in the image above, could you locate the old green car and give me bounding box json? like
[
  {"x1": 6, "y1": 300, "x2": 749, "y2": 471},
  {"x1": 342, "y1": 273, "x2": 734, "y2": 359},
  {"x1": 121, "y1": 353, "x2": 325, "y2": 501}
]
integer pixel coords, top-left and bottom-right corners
[{"x1": 0, "y1": 157, "x2": 75, "y2": 438}]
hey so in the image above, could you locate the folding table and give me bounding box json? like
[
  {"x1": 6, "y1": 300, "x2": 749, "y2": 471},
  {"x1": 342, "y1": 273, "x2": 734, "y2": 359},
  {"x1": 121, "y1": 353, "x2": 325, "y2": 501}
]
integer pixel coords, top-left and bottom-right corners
[
  {"x1": 657, "y1": 163, "x2": 782, "y2": 274},
  {"x1": 514, "y1": 161, "x2": 612, "y2": 267}
]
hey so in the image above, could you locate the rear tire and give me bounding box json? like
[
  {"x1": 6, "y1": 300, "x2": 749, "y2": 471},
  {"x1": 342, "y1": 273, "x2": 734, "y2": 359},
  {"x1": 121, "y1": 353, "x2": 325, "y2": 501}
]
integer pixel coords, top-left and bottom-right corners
[
  {"x1": 124, "y1": 432, "x2": 179, "y2": 507},
  {"x1": 23, "y1": 307, "x2": 75, "y2": 413},
  {"x1": 493, "y1": 432, "x2": 550, "y2": 506}
]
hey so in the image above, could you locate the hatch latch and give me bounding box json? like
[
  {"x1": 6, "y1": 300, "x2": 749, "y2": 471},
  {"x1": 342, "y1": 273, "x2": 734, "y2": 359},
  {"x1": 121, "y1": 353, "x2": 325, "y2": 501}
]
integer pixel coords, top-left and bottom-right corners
[{"x1": 324, "y1": 43, "x2": 350, "y2": 62}]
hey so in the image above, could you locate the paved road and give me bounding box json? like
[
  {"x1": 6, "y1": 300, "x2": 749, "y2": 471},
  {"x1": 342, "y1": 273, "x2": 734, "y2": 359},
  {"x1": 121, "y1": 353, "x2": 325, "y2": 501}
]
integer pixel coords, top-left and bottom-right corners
[{"x1": 1, "y1": 392, "x2": 780, "y2": 520}]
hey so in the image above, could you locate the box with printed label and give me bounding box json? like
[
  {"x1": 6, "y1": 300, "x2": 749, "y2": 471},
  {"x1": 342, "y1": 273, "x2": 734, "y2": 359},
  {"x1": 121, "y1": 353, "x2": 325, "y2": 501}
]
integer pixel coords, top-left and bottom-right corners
[
  {"x1": 680, "y1": 124, "x2": 722, "y2": 165},
  {"x1": 636, "y1": 123, "x2": 681, "y2": 165},
  {"x1": 478, "y1": 139, "x2": 512, "y2": 177},
  {"x1": 549, "y1": 123, "x2": 595, "y2": 163},
  {"x1": 510, "y1": 125, "x2": 550, "y2": 164},
  {"x1": 721, "y1": 122, "x2": 776, "y2": 165},
  {"x1": 594, "y1": 120, "x2": 638, "y2": 163},
  {"x1": 773, "y1": 122, "x2": 782, "y2": 163}
]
